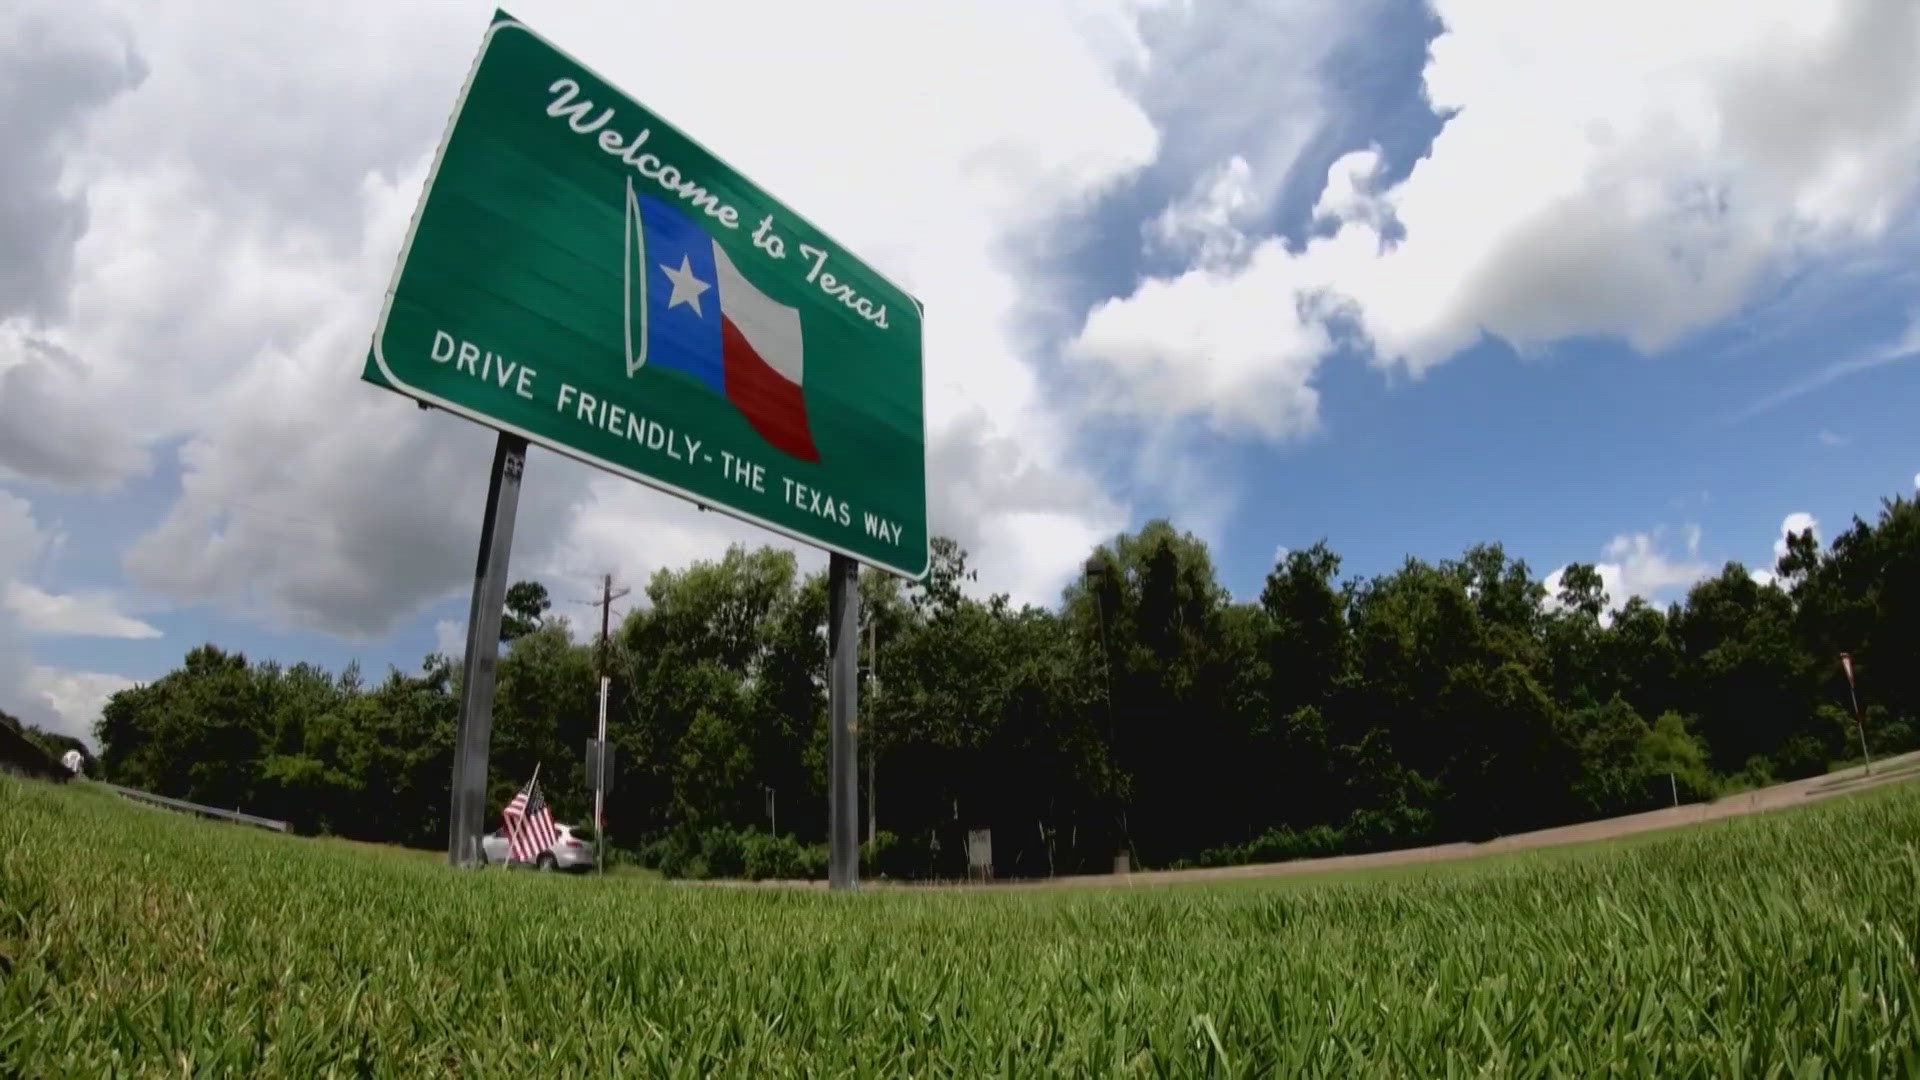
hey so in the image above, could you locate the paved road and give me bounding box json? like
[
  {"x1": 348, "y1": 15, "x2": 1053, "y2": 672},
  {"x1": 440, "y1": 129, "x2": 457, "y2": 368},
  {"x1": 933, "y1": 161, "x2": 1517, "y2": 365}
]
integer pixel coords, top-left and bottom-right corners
[
  {"x1": 708, "y1": 751, "x2": 1920, "y2": 893},
  {"x1": 986, "y1": 749, "x2": 1920, "y2": 891}
]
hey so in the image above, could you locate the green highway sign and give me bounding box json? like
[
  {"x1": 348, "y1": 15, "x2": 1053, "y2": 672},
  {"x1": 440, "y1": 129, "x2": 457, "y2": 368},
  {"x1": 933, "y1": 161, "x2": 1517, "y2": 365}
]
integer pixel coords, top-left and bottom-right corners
[{"x1": 366, "y1": 9, "x2": 927, "y2": 578}]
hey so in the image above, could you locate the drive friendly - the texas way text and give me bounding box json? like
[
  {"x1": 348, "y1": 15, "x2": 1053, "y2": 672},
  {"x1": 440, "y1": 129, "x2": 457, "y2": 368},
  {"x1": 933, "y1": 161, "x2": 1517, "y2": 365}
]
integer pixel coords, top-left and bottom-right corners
[{"x1": 426, "y1": 331, "x2": 909, "y2": 549}]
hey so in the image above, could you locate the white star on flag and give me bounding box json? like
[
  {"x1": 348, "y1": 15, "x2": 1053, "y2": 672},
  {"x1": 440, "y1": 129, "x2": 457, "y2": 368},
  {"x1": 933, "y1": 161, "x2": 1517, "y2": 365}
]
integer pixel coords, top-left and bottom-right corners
[{"x1": 658, "y1": 254, "x2": 710, "y2": 316}]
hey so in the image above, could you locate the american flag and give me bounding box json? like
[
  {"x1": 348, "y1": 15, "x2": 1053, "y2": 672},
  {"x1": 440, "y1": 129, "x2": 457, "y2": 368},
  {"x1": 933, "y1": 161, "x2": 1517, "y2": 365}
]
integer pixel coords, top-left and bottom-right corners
[{"x1": 502, "y1": 774, "x2": 558, "y2": 863}]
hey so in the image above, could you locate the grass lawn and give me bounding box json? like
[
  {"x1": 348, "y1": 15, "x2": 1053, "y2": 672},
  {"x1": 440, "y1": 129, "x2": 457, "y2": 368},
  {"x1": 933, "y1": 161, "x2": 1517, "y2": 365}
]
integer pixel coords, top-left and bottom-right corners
[{"x1": 4, "y1": 773, "x2": 1919, "y2": 1075}]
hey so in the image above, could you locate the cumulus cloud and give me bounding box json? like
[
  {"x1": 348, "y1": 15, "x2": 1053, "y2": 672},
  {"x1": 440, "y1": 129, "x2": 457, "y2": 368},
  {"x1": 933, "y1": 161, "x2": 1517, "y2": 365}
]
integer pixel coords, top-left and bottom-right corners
[
  {"x1": 0, "y1": 493, "x2": 54, "y2": 725},
  {"x1": 0, "y1": 1, "x2": 146, "y2": 325},
  {"x1": 1147, "y1": 156, "x2": 1258, "y2": 266},
  {"x1": 1069, "y1": 0, "x2": 1920, "y2": 440},
  {"x1": 434, "y1": 618, "x2": 466, "y2": 660},
  {"x1": 1545, "y1": 526, "x2": 1713, "y2": 618},
  {"x1": 26, "y1": 667, "x2": 135, "y2": 744},
  {"x1": 1123, "y1": 0, "x2": 1368, "y2": 220},
  {"x1": 1774, "y1": 511, "x2": 1820, "y2": 561},
  {"x1": 0, "y1": 329, "x2": 152, "y2": 488},
  {"x1": 0, "y1": 490, "x2": 136, "y2": 741},
  {"x1": 4, "y1": 581, "x2": 159, "y2": 639}
]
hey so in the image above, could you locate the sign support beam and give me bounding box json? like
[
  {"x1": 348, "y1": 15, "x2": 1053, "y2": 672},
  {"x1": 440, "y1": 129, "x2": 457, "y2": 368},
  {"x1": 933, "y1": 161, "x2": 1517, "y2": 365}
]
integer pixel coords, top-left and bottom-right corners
[
  {"x1": 448, "y1": 431, "x2": 527, "y2": 868},
  {"x1": 827, "y1": 552, "x2": 861, "y2": 891},
  {"x1": 593, "y1": 676, "x2": 610, "y2": 874}
]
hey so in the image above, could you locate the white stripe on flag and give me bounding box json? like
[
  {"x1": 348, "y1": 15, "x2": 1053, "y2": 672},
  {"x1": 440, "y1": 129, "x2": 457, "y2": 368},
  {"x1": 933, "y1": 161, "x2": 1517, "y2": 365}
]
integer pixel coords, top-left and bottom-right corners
[{"x1": 711, "y1": 242, "x2": 804, "y2": 385}]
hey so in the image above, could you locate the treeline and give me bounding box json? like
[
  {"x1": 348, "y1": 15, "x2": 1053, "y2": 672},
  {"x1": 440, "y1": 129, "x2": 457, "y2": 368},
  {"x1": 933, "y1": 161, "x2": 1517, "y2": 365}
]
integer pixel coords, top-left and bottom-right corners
[{"x1": 91, "y1": 489, "x2": 1920, "y2": 878}]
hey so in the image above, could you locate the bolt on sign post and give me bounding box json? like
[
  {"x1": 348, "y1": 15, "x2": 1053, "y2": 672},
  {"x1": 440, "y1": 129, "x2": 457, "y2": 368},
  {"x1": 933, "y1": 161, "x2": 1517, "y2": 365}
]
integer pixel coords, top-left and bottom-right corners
[{"x1": 365, "y1": 9, "x2": 926, "y2": 886}]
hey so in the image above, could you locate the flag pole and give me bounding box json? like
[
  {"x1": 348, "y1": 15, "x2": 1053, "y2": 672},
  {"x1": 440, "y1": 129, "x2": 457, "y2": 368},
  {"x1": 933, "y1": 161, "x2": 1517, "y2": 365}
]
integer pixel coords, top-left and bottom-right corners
[
  {"x1": 1840, "y1": 654, "x2": 1871, "y2": 776},
  {"x1": 505, "y1": 763, "x2": 542, "y2": 860}
]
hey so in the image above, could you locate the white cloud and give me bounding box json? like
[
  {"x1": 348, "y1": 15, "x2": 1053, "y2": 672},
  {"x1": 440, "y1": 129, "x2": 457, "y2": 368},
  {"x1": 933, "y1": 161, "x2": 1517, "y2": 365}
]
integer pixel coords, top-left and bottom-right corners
[
  {"x1": 1125, "y1": 0, "x2": 1366, "y2": 220},
  {"x1": 434, "y1": 618, "x2": 466, "y2": 660},
  {"x1": 1599, "y1": 532, "x2": 1715, "y2": 604},
  {"x1": 1068, "y1": 0, "x2": 1920, "y2": 439},
  {"x1": 0, "y1": 492, "x2": 54, "y2": 725},
  {"x1": 0, "y1": 0, "x2": 146, "y2": 325},
  {"x1": 1774, "y1": 511, "x2": 1820, "y2": 561},
  {"x1": 25, "y1": 666, "x2": 136, "y2": 744},
  {"x1": 1147, "y1": 155, "x2": 1258, "y2": 266},
  {"x1": 0, "y1": 490, "x2": 139, "y2": 737},
  {"x1": 1311, "y1": 148, "x2": 1392, "y2": 233},
  {"x1": 0, "y1": 329, "x2": 151, "y2": 488},
  {"x1": 0, "y1": 491, "x2": 43, "y2": 571},
  {"x1": 3, "y1": 0, "x2": 1163, "y2": 638},
  {"x1": 1066, "y1": 253, "x2": 1333, "y2": 441},
  {"x1": 1545, "y1": 526, "x2": 1714, "y2": 619},
  {"x1": 1734, "y1": 311, "x2": 1920, "y2": 421},
  {"x1": 3, "y1": 581, "x2": 159, "y2": 639},
  {"x1": 1819, "y1": 429, "x2": 1849, "y2": 447}
]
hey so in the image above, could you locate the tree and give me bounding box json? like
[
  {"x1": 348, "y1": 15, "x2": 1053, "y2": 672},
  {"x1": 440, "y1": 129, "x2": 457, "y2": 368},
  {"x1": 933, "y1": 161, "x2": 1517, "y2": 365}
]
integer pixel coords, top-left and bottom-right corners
[
  {"x1": 80, "y1": 481, "x2": 1920, "y2": 878},
  {"x1": 501, "y1": 580, "x2": 552, "y2": 641},
  {"x1": 1671, "y1": 564, "x2": 1814, "y2": 774},
  {"x1": 1556, "y1": 563, "x2": 1609, "y2": 621}
]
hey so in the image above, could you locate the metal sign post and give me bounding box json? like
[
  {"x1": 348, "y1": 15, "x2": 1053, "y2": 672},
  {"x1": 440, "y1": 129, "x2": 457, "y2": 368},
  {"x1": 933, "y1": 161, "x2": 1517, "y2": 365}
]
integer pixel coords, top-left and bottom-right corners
[
  {"x1": 827, "y1": 553, "x2": 861, "y2": 891},
  {"x1": 448, "y1": 432, "x2": 527, "y2": 868},
  {"x1": 593, "y1": 674, "x2": 611, "y2": 873}
]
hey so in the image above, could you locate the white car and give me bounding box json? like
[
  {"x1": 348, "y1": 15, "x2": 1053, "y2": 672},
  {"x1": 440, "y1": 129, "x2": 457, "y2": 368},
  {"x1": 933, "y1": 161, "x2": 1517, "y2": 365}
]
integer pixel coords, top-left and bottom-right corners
[{"x1": 479, "y1": 822, "x2": 597, "y2": 872}]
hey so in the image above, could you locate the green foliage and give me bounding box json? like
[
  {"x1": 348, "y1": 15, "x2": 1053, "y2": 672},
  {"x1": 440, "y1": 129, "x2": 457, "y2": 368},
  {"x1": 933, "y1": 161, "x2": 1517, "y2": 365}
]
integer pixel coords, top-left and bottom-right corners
[
  {"x1": 639, "y1": 825, "x2": 826, "y2": 881},
  {"x1": 79, "y1": 484, "x2": 1920, "y2": 878},
  {"x1": 500, "y1": 580, "x2": 551, "y2": 641},
  {"x1": 8, "y1": 771, "x2": 1920, "y2": 1073},
  {"x1": 1637, "y1": 711, "x2": 1717, "y2": 801}
]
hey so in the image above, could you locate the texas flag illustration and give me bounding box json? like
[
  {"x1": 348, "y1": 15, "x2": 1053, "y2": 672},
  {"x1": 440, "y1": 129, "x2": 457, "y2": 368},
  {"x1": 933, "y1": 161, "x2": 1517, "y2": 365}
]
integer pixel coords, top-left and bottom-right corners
[{"x1": 624, "y1": 178, "x2": 819, "y2": 463}]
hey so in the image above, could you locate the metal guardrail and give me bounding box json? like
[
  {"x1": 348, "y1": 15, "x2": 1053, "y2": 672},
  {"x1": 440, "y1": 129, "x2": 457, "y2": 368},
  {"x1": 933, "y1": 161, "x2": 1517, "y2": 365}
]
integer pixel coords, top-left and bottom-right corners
[{"x1": 98, "y1": 781, "x2": 291, "y2": 833}]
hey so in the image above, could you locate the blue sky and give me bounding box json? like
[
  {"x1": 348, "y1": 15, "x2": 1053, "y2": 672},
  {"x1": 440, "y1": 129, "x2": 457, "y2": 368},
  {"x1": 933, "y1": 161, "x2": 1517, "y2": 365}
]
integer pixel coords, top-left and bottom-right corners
[{"x1": 3, "y1": 0, "x2": 1918, "y2": 742}]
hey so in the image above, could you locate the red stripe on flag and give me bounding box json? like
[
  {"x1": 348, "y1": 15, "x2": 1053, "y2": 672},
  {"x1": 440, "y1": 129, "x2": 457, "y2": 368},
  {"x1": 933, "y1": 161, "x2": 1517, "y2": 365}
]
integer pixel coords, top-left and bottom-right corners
[{"x1": 721, "y1": 316, "x2": 818, "y2": 463}]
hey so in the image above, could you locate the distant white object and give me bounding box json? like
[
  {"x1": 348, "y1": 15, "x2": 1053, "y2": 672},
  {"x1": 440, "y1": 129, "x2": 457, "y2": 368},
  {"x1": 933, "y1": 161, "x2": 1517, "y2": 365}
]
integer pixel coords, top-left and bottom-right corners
[
  {"x1": 61, "y1": 749, "x2": 83, "y2": 775},
  {"x1": 967, "y1": 828, "x2": 993, "y2": 881}
]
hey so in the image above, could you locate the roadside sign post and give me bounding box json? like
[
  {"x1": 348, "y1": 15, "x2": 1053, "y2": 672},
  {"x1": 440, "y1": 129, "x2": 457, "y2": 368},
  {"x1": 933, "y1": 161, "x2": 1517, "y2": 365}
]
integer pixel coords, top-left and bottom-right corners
[
  {"x1": 591, "y1": 674, "x2": 611, "y2": 874},
  {"x1": 368, "y1": 10, "x2": 925, "y2": 891},
  {"x1": 448, "y1": 432, "x2": 526, "y2": 868},
  {"x1": 827, "y1": 554, "x2": 861, "y2": 890}
]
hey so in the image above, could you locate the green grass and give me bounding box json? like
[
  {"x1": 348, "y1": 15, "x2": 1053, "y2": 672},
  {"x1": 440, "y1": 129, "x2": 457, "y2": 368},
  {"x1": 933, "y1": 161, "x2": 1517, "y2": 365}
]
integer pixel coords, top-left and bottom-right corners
[{"x1": 5, "y1": 776, "x2": 1920, "y2": 1076}]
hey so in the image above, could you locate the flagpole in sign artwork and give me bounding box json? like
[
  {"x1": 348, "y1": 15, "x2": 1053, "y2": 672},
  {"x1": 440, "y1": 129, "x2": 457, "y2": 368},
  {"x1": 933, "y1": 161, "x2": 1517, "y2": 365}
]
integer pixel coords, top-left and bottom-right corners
[{"x1": 362, "y1": 9, "x2": 927, "y2": 890}]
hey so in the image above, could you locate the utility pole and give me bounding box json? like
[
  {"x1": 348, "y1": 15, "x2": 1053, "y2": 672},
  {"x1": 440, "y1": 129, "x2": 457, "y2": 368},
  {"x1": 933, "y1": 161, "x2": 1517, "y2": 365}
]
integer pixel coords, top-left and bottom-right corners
[
  {"x1": 594, "y1": 572, "x2": 630, "y2": 873},
  {"x1": 597, "y1": 573, "x2": 631, "y2": 671}
]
